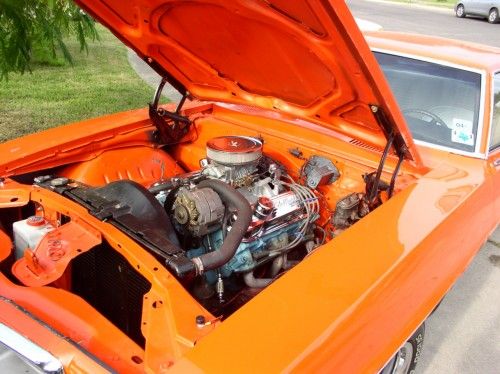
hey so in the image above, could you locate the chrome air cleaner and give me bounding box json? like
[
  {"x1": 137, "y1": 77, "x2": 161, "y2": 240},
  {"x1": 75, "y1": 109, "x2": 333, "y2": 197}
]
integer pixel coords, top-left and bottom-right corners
[{"x1": 206, "y1": 136, "x2": 262, "y2": 166}]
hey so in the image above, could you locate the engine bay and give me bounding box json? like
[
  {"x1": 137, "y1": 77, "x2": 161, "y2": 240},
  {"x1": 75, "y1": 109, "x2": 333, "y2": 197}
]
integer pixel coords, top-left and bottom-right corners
[
  {"x1": 0, "y1": 111, "x2": 412, "y2": 352},
  {"x1": 14, "y1": 137, "x2": 331, "y2": 314}
]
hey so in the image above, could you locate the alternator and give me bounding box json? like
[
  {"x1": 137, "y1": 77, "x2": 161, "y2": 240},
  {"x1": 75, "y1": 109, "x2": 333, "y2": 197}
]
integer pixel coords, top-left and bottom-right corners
[{"x1": 172, "y1": 187, "x2": 225, "y2": 237}]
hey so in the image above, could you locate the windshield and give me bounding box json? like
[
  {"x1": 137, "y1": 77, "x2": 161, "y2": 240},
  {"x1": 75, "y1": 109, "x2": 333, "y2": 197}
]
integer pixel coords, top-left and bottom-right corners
[{"x1": 374, "y1": 52, "x2": 482, "y2": 153}]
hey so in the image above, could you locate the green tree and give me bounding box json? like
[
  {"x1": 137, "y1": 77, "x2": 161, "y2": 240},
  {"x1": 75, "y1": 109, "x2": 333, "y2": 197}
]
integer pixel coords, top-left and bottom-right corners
[{"x1": 0, "y1": 0, "x2": 98, "y2": 79}]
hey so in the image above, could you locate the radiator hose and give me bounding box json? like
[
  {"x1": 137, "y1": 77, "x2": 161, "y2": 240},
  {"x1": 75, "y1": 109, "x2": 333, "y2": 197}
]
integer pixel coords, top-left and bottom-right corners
[{"x1": 191, "y1": 179, "x2": 252, "y2": 275}]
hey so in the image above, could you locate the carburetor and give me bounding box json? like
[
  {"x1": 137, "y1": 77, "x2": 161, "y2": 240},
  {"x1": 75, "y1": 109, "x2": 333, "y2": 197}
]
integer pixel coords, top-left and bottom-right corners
[{"x1": 201, "y1": 135, "x2": 263, "y2": 187}]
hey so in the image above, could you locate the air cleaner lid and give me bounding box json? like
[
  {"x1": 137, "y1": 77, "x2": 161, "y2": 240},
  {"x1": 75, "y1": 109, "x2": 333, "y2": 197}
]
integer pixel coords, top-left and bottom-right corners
[{"x1": 206, "y1": 136, "x2": 262, "y2": 165}]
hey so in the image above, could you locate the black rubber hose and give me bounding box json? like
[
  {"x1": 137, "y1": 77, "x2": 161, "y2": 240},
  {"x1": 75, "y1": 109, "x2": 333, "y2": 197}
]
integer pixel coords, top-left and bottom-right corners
[{"x1": 191, "y1": 179, "x2": 252, "y2": 274}]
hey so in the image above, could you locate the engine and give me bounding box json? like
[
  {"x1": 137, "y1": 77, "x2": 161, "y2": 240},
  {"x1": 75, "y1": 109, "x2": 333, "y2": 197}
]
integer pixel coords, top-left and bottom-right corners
[{"x1": 157, "y1": 136, "x2": 320, "y2": 293}]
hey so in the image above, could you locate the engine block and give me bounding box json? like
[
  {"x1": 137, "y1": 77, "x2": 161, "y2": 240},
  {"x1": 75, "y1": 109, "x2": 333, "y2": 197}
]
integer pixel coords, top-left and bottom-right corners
[{"x1": 166, "y1": 136, "x2": 319, "y2": 284}]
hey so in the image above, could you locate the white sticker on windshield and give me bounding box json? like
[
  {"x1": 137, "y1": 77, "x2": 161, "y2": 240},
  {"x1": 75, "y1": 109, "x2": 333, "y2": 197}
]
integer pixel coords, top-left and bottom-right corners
[{"x1": 451, "y1": 118, "x2": 474, "y2": 146}]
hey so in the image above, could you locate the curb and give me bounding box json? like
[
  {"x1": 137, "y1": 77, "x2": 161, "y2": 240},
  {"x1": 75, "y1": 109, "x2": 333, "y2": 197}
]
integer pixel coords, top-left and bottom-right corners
[{"x1": 361, "y1": 0, "x2": 454, "y2": 13}]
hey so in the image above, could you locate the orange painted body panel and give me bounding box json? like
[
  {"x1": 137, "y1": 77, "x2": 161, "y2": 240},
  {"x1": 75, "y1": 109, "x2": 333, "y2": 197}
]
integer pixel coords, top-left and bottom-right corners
[
  {"x1": 0, "y1": 269, "x2": 144, "y2": 373},
  {"x1": 61, "y1": 146, "x2": 184, "y2": 187},
  {"x1": 74, "y1": 0, "x2": 422, "y2": 164},
  {"x1": 0, "y1": 3, "x2": 499, "y2": 373},
  {"x1": 0, "y1": 298, "x2": 114, "y2": 373}
]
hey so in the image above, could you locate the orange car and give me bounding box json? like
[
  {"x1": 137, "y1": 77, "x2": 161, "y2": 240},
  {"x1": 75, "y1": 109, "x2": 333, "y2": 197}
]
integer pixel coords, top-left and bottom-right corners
[{"x1": 0, "y1": 1, "x2": 498, "y2": 373}]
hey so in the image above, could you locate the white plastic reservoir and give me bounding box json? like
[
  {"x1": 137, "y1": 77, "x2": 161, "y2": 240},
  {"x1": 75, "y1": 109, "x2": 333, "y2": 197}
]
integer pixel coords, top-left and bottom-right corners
[{"x1": 13, "y1": 216, "x2": 54, "y2": 259}]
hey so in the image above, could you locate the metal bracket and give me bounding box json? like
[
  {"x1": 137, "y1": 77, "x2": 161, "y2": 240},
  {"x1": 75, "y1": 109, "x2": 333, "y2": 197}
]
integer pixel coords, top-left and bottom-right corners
[
  {"x1": 149, "y1": 79, "x2": 191, "y2": 144},
  {"x1": 12, "y1": 219, "x2": 102, "y2": 287}
]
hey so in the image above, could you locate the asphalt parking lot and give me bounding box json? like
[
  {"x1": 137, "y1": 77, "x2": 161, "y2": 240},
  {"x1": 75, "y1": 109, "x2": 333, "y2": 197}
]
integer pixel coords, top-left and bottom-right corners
[
  {"x1": 347, "y1": 0, "x2": 500, "y2": 47},
  {"x1": 346, "y1": 1, "x2": 500, "y2": 373}
]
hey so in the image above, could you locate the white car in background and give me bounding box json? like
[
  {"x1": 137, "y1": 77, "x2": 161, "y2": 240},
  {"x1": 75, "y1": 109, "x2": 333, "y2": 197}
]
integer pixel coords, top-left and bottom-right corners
[{"x1": 455, "y1": 0, "x2": 500, "y2": 23}]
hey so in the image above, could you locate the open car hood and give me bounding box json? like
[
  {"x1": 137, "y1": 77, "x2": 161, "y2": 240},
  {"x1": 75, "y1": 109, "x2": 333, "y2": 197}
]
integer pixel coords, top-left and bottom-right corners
[{"x1": 75, "y1": 0, "x2": 421, "y2": 163}]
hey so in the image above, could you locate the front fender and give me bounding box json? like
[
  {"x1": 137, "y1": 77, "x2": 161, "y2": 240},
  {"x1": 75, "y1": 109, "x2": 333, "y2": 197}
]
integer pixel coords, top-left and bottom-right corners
[{"x1": 170, "y1": 158, "x2": 495, "y2": 373}]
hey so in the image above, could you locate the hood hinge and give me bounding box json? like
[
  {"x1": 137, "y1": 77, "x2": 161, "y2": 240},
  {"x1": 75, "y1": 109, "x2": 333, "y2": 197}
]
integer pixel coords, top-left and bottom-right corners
[{"x1": 149, "y1": 78, "x2": 191, "y2": 144}]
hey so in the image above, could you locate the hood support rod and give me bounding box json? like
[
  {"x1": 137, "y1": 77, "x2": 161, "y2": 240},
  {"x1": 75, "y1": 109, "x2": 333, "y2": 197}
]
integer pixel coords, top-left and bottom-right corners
[
  {"x1": 367, "y1": 132, "x2": 394, "y2": 204},
  {"x1": 388, "y1": 153, "x2": 404, "y2": 198},
  {"x1": 366, "y1": 105, "x2": 407, "y2": 201}
]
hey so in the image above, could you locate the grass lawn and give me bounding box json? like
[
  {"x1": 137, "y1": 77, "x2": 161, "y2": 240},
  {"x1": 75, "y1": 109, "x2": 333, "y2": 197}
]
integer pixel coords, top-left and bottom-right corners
[{"x1": 0, "y1": 26, "x2": 156, "y2": 143}]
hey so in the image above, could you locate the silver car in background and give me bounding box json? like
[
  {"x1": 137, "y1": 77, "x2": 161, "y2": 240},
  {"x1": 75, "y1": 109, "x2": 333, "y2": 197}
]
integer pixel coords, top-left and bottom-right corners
[{"x1": 455, "y1": 1, "x2": 500, "y2": 23}]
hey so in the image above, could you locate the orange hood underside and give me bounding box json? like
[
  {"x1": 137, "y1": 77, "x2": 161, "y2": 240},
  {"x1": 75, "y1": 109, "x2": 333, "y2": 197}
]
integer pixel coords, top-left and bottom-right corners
[{"x1": 74, "y1": 0, "x2": 421, "y2": 164}]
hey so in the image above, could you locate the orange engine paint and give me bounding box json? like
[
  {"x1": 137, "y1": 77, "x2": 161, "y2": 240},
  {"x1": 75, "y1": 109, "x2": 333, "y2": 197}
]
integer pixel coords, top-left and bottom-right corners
[{"x1": 61, "y1": 146, "x2": 185, "y2": 187}]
